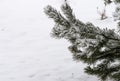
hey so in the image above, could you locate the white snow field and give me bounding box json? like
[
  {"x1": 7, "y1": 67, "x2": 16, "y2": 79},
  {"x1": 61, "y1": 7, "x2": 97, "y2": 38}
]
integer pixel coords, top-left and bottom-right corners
[{"x1": 0, "y1": 0, "x2": 116, "y2": 81}]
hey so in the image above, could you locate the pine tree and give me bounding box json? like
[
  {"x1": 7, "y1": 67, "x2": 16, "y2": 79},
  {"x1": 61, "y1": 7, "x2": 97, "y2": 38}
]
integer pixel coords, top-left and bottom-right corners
[{"x1": 44, "y1": 2, "x2": 120, "y2": 81}]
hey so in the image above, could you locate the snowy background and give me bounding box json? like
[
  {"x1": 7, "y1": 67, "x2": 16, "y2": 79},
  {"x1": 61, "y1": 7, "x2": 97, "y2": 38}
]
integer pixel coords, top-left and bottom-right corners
[{"x1": 0, "y1": 0, "x2": 117, "y2": 81}]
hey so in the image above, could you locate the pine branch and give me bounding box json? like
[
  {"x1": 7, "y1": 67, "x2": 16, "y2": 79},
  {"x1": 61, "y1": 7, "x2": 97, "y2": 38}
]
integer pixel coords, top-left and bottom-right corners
[
  {"x1": 44, "y1": 3, "x2": 120, "y2": 41},
  {"x1": 44, "y1": 5, "x2": 70, "y2": 27},
  {"x1": 44, "y1": 2, "x2": 120, "y2": 81}
]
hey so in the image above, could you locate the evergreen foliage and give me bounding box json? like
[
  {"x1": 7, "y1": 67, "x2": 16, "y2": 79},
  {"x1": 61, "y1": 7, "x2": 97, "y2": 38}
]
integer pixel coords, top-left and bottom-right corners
[
  {"x1": 114, "y1": 0, "x2": 120, "y2": 3},
  {"x1": 103, "y1": 0, "x2": 120, "y2": 4},
  {"x1": 104, "y1": 0, "x2": 112, "y2": 5},
  {"x1": 44, "y1": 2, "x2": 120, "y2": 81}
]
